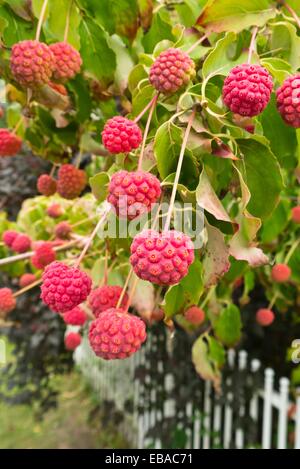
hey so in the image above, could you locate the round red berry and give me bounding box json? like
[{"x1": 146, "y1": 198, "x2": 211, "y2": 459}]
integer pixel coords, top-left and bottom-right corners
[
  {"x1": 37, "y1": 174, "x2": 57, "y2": 196},
  {"x1": 49, "y1": 42, "x2": 82, "y2": 81},
  {"x1": 130, "y1": 229, "x2": 195, "y2": 286},
  {"x1": 89, "y1": 308, "x2": 147, "y2": 360},
  {"x1": 108, "y1": 170, "x2": 161, "y2": 220},
  {"x1": 271, "y1": 264, "x2": 291, "y2": 283},
  {"x1": 222, "y1": 64, "x2": 273, "y2": 117},
  {"x1": 256, "y1": 308, "x2": 274, "y2": 327},
  {"x1": 102, "y1": 116, "x2": 142, "y2": 154},
  {"x1": 0, "y1": 288, "x2": 16, "y2": 317},
  {"x1": 0, "y1": 129, "x2": 22, "y2": 156},
  {"x1": 62, "y1": 307, "x2": 87, "y2": 326},
  {"x1": 57, "y1": 164, "x2": 87, "y2": 200},
  {"x1": 276, "y1": 74, "x2": 300, "y2": 128},
  {"x1": 2, "y1": 230, "x2": 18, "y2": 248},
  {"x1": 291, "y1": 206, "x2": 300, "y2": 223},
  {"x1": 184, "y1": 305, "x2": 205, "y2": 325},
  {"x1": 41, "y1": 261, "x2": 92, "y2": 313},
  {"x1": 47, "y1": 203, "x2": 63, "y2": 218},
  {"x1": 89, "y1": 285, "x2": 129, "y2": 318},
  {"x1": 149, "y1": 48, "x2": 195, "y2": 94},
  {"x1": 11, "y1": 233, "x2": 31, "y2": 253},
  {"x1": 10, "y1": 40, "x2": 55, "y2": 87},
  {"x1": 65, "y1": 332, "x2": 82, "y2": 350},
  {"x1": 55, "y1": 221, "x2": 72, "y2": 240},
  {"x1": 19, "y1": 273, "x2": 36, "y2": 288},
  {"x1": 31, "y1": 242, "x2": 56, "y2": 270}
]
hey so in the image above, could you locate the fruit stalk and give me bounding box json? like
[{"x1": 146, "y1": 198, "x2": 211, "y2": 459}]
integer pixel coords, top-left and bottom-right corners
[
  {"x1": 13, "y1": 278, "x2": 42, "y2": 298},
  {"x1": 163, "y1": 107, "x2": 196, "y2": 232},
  {"x1": 137, "y1": 93, "x2": 159, "y2": 171},
  {"x1": 186, "y1": 34, "x2": 207, "y2": 55},
  {"x1": 133, "y1": 93, "x2": 159, "y2": 124},
  {"x1": 124, "y1": 276, "x2": 139, "y2": 313},
  {"x1": 116, "y1": 268, "x2": 133, "y2": 309},
  {"x1": 35, "y1": 0, "x2": 49, "y2": 42},
  {"x1": 282, "y1": 2, "x2": 300, "y2": 29},
  {"x1": 74, "y1": 206, "x2": 110, "y2": 267},
  {"x1": 247, "y1": 26, "x2": 258, "y2": 64},
  {"x1": 64, "y1": 0, "x2": 73, "y2": 42}
]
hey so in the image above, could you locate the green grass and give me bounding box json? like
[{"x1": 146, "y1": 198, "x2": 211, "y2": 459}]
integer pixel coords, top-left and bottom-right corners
[{"x1": 0, "y1": 370, "x2": 129, "y2": 449}]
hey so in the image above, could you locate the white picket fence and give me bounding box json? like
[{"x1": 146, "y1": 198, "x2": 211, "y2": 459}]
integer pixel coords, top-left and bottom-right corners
[{"x1": 74, "y1": 334, "x2": 300, "y2": 449}]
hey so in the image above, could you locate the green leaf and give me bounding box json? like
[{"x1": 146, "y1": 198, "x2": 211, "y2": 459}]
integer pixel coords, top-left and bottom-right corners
[
  {"x1": 197, "y1": 0, "x2": 276, "y2": 34},
  {"x1": 142, "y1": 9, "x2": 174, "y2": 53},
  {"x1": 236, "y1": 138, "x2": 284, "y2": 220},
  {"x1": 192, "y1": 334, "x2": 224, "y2": 392},
  {"x1": 260, "y1": 57, "x2": 291, "y2": 85},
  {"x1": 107, "y1": 35, "x2": 135, "y2": 94},
  {"x1": 89, "y1": 172, "x2": 110, "y2": 202},
  {"x1": 260, "y1": 199, "x2": 290, "y2": 243},
  {"x1": 163, "y1": 258, "x2": 203, "y2": 317},
  {"x1": 214, "y1": 304, "x2": 242, "y2": 347},
  {"x1": 202, "y1": 32, "x2": 237, "y2": 79},
  {"x1": 79, "y1": 18, "x2": 116, "y2": 86},
  {"x1": 0, "y1": 4, "x2": 34, "y2": 45},
  {"x1": 259, "y1": 94, "x2": 297, "y2": 170},
  {"x1": 47, "y1": 0, "x2": 81, "y2": 48},
  {"x1": 270, "y1": 22, "x2": 300, "y2": 73},
  {"x1": 67, "y1": 75, "x2": 92, "y2": 123}
]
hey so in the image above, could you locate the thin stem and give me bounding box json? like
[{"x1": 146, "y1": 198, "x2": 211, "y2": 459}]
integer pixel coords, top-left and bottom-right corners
[
  {"x1": 64, "y1": 0, "x2": 73, "y2": 42},
  {"x1": 74, "y1": 207, "x2": 110, "y2": 267},
  {"x1": 186, "y1": 34, "x2": 208, "y2": 55},
  {"x1": 14, "y1": 278, "x2": 42, "y2": 298},
  {"x1": 284, "y1": 238, "x2": 300, "y2": 264},
  {"x1": 283, "y1": 2, "x2": 300, "y2": 29},
  {"x1": 70, "y1": 214, "x2": 98, "y2": 229},
  {"x1": 247, "y1": 26, "x2": 258, "y2": 64},
  {"x1": 35, "y1": 0, "x2": 49, "y2": 42},
  {"x1": 200, "y1": 286, "x2": 216, "y2": 310},
  {"x1": 80, "y1": 303, "x2": 95, "y2": 321},
  {"x1": 0, "y1": 238, "x2": 81, "y2": 267},
  {"x1": 268, "y1": 292, "x2": 279, "y2": 310},
  {"x1": 163, "y1": 108, "x2": 196, "y2": 232},
  {"x1": 133, "y1": 93, "x2": 159, "y2": 124},
  {"x1": 124, "y1": 276, "x2": 139, "y2": 313},
  {"x1": 49, "y1": 164, "x2": 56, "y2": 178},
  {"x1": 116, "y1": 268, "x2": 133, "y2": 309},
  {"x1": 137, "y1": 93, "x2": 159, "y2": 171},
  {"x1": 12, "y1": 116, "x2": 24, "y2": 135},
  {"x1": 103, "y1": 245, "x2": 108, "y2": 285}
]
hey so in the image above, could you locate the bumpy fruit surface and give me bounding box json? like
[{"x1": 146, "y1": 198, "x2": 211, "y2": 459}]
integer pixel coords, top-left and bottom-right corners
[
  {"x1": 19, "y1": 273, "x2": 36, "y2": 288},
  {"x1": 108, "y1": 170, "x2": 161, "y2": 219},
  {"x1": 89, "y1": 308, "x2": 147, "y2": 360},
  {"x1": 10, "y1": 40, "x2": 55, "y2": 87},
  {"x1": 0, "y1": 129, "x2": 22, "y2": 156},
  {"x1": 55, "y1": 221, "x2": 72, "y2": 240},
  {"x1": 89, "y1": 285, "x2": 129, "y2": 318},
  {"x1": 62, "y1": 307, "x2": 87, "y2": 326},
  {"x1": 65, "y1": 332, "x2": 82, "y2": 350},
  {"x1": 102, "y1": 116, "x2": 142, "y2": 154},
  {"x1": 47, "y1": 203, "x2": 63, "y2": 218},
  {"x1": 222, "y1": 64, "x2": 273, "y2": 117},
  {"x1": 37, "y1": 174, "x2": 57, "y2": 196},
  {"x1": 31, "y1": 242, "x2": 56, "y2": 270},
  {"x1": 130, "y1": 229, "x2": 195, "y2": 285},
  {"x1": 2, "y1": 230, "x2": 18, "y2": 247},
  {"x1": 57, "y1": 164, "x2": 87, "y2": 199},
  {"x1": 184, "y1": 305, "x2": 205, "y2": 325},
  {"x1": 0, "y1": 288, "x2": 16, "y2": 317},
  {"x1": 11, "y1": 233, "x2": 31, "y2": 253},
  {"x1": 271, "y1": 264, "x2": 291, "y2": 283},
  {"x1": 291, "y1": 206, "x2": 300, "y2": 223},
  {"x1": 276, "y1": 74, "x2": 300, "y2": 128},
  {"x1": 41, "y1": 261, "x2": 92, "y2": 313},
  {"x1": 49, "y1": 42, "x2": 82, "y2": 81},
  {"x1": 256, "y1": 308, "x2": 274, "y2": 327},
  {"x1": 149, "y1": 48, "x2": 195, "y2": 94}
]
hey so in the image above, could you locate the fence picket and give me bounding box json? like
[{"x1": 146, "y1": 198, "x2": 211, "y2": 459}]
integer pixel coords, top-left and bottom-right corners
[
  {"x1": 294, "y1": 389, "x2": 300, "y2": 449},
  {"x1": 203, "y1": 381, "x2": 212, "y2": 449},
  {"x1": 277, "y1": 377, "x2": 289, "y2": 449},
  {"x1": 262, "y1": 368, "x2": 274, "y2": 449},
  {"x1": 235, "y1": 350, "x2": 247, "y2": 449}
]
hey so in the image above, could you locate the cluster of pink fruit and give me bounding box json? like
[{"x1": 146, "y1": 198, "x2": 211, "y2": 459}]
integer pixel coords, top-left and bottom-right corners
[{"x1": 2, "y1": 40, "x2": 300, "y2": 358}]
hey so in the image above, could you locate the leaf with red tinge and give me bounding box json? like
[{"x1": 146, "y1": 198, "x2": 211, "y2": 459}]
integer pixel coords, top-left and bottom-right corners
[
  {"x1": 212, "y1": 141, "x2": 239, "y2": 160},
  {"x1": 196, "y1": 168, "x2": 236, "y2": 225},
  {"x1": 229, "y1": 164, "x2": 269, "y2": 267},
  {"x1": 192, "y1": 334, "x2": 225, "y2": 393},
  {"x1": 203, "y1": 219, "x2": 230, "y2": 288}
]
